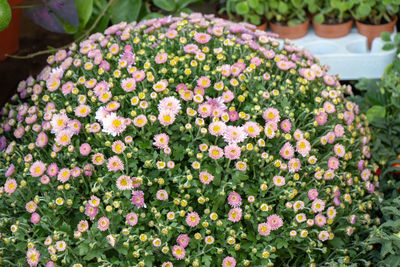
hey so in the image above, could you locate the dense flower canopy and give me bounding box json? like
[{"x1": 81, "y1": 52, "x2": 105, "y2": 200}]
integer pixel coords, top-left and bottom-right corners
[{"x1": 0, "y1": 13, "x2": 378, "y2": 267}]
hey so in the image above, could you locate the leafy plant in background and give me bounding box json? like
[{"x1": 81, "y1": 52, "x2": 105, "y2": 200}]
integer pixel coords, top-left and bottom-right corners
[
  {"x1": 351, "y1": 0, "x2": 399, "y2": 24},
  {"x1": 349, "y1": 31, "x2": 400, "y2": 266},
  {"x1": 265, "y1": 0, "x2": 307, "y2": 26},
  {"x1": 220, "y1": 0, "x2": 266, "y2": 26},
  {"x1": 306, "y1": 0, "x2": 355, "y2": 24}
]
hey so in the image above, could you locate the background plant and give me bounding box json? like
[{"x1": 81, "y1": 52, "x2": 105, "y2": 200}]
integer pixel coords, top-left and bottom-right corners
[
  {"x1": 351, "y1": 0, "x2": 399, "y2": 25},
  {"x1": 219, "y1": 0, "x2": 266, "y2": 25},
  {"x1": 265, "y1": 0, "x2": 307, "y2": 26},
  {"x1": 306, "y1": 0, "x2": 355, "y2": 24}
]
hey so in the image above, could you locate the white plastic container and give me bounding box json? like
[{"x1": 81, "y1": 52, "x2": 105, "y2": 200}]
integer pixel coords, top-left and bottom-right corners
[{"x1": 287, "y1": 27, "x2": 396, "y2": 80}]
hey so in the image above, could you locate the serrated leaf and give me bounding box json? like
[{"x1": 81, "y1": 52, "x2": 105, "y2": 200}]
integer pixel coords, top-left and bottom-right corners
[
  {"x1": 111, "y1": 0, "x2": 142, "y2": 24},
  {"x1": 235, "y1": 1, "x2": 249, "y2": 15},
  {"x1": 153, "y1": 0, "x2": 176, "y2": 12},
  {"x1": 366, "y1": 105, "x2": 386, "y2": 122},
  {"x1": 76, "y1": 0, "x2": 93, "y2": 27}
]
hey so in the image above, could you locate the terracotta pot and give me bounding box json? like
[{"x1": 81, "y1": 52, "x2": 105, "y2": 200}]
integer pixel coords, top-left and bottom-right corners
[
  {"x1": 270, "y1": 18, "x2": 310, "y2": 39},
  {"x1": 312, "y1": 19, "x2": 353, "y2": 38},
  {"x1": 356, "y1": 15, "x2": 398, "y2": 49},
  {"x1": 0, "y1": 0, "x2": 24, "y2": 61},
  {"x1": 256, "y1": 21, "x2": 267, "y2": 31}
]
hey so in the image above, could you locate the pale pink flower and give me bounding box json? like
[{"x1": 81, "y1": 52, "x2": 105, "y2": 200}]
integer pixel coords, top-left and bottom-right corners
[
  {"x1": 288, "y1": 158, "x2": 301, "y2": 173},
  {"x1": 208, "y1": 145, "x2": 224, "y2": 159},
  {"x1": 228, "y1": 208, "x2": 242, "y2": 222},
  {"x1": 158, "y1": 96, "x2": 181, "y2": 115},
  {"x1": 227, "y1": 191, "x2": 242, "y2": 207},
  {"x1": 121, "y1": 78, "x2": 136, "y2": 92},
  {"x1": 26, "y1": 248, "x2": 40, "y2": 266},
  {"x1": 186, "y1": 212, "x2": 200, "y2": 227},
  {"x1": 296, "y1": 139, "x2": 311, "y2": 157},
  {"x1": 199, "y1": 171, "x2": 214, "y2": 184},
  {"x1": 177, "y1": 234, "x2": 190, "y2": 248},
  {"x1": 126, "y1": 212, "x2": 138, "y2": 226},
  {"x1": 222, "y1": 257, "x2": 236, "y2": 267},
  {"x1": 107, "y1": 156, "x2": 124, "y2": 172},
  {"x1": 311, "y1": 198, "x2": 325, "y2": 213},
  {"x1": 131, "y1": 190, "x2": 145, "y2": 208},
  {"x1": 223, "y1": 126, "x2": 247, "y2": 144},
  {"x1": 194, "y1": 32, "x2": 211, "y2": 44},
  {"x1": 116, "y1": 175, "x2": 132, "y2": 190},
  {"x1": 243, "y1": 121, "x2": 261, "y2": 137},
  {"x1": 30, "y1": 161, "x2": 46, "y2": 177},
  {"x1": 209, "y1": 121, "x2": 226, "y2": 136},
  {"x1": 224, "y1": 144, "x2": 241, "y2": 160},
  {"x1": 153, "y1": 133, "x2": 169, "y2": 148},
  {"x1": 158, "y1": 110, "x2": 176, "y2": 126},
  {"x1": 267, "y1": 214, "x2": 283, "y2": 230},
  {"x1": 273, "y1": 175, "x2": 285, "y2": 186},
  {"x1": 280, "y1": 142, "x2": 294, "y2": 160},
  {"x1": 97, "y1": 217, "x2": 110, "y2": 231},
  {"x1": 133, "y1": 115, "x2": 148, "y2": 128},
  {"x1": 156, "y1": 189, "x2": 168, "y2": 200},
  {"x1": 258, "y1": 223, "x2": 271, "y2": 236},
  {"x1": 172, "y1": 245, "x2": 186, "y2": 260}
]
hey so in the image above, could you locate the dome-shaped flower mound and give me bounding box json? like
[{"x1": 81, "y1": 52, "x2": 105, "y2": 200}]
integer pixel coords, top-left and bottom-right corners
[{"x1": 0, "y1": 13, "x2": 378, "y2": 266}]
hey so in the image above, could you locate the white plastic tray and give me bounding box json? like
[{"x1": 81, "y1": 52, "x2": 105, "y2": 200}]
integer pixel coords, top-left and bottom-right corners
[{"x1": 284, "y1": 27, "x2": 396, "y2": 80}]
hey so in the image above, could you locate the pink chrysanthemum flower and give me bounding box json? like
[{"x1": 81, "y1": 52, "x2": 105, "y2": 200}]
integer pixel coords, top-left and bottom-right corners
[
  {"x1": 194, "y1": 32, "x2": 211, "y2": 44},
  {"x1": 153, "y1": 79, "x2": 168, "y2": 92},
  {"x1": 199, "y1": 171, "x2": 214, "y2": 184},
  {"x1": 273, "y1": 175, "x2": 285, "y2": 186},
  {"x1": 318, "y1": 230, "x2": 330, "y2": 241},
  {"x1": 279, "y1": 142, "x2": 294, "y2": 160},
  {"x1": 155, "y1": 52, "x2": 168, "y2": 64},
  {"x1": 264, "y1": 121, "x2": 277, "y2": 139},
  {"x1": 227, "y1": 191, "x2": 242, "y2": 207},
  {"x1": 162, "y1": 262, "x2": 174, "y2": 267},
  {"x1": 31, "y1": 212, "x2": 41, "y2": 224},
  {"x1": 315, "y1": 214, "x2": 327, "y2": 227},
  {"x1": 55, "y1": 130, "x2": 73, "y2": 146},
  {"x1": 228, "y1": 207, "x2": 242, "y2": 222},
  {"x1": 222, "y1": 256, "x2": 236, "y2": 267},
  {"x1": 75, "y1": 104, "x2": 91, "y2": 117},
  {"x1": 288, "y1": 158, "x2": 301, "y2": 173},
  {"x1": 224, "y1": 144, "x2": 241, "y2": 160},
  {"x1": 311, "y1": 198, "x2": 326, "y2": 213},
  {"x1": 280, "y1": 119, "x2": 292, "y2": 133},
  {"x1": 308, "y1": 189, "x2": 319, "y2": 200},
  {"x1": 333, "y1": 143, "x2": 345, "y2": 158},
  {"x1": 263, "y1": 107, "x2": 280, "y2": 123},
  {"x1": 57, "y1": 168, "x2": 71, "y2": 183},
  {"x1": 107, "y1": 156, "x2": 124, "y2": 172},
  {"x1": 243, "y1": 121, "x2": 261, "y2": 137},
  {"x1": 26, "y1": 201, "x2": 37, "y2": 213},
  {"x1": 293, "y1": 200, "x2": 305, "y2": 212},
  {"x1": 102, "y1": 112, "x2": 127, "y2": 136},
  {"x1": 172, "y1": 245, "x2": 186, "y2": 260},
  {"x1": 267, "y1": 214, "x2": 283, "y2": 230},
  {"x1": 133, "y1": 114, "x2": 148, "y2": 128},
  {"x1": 112, "y1": 140, "x2": 126, "y2": 154},
  {"x1": 208, "y1": 121, "x2": 226, "y2": 136},
  {"x1": 78, "y1": 220, "x2": 89, "y2": 232},
  {"x1": 223, "y1": 126, "x2": 247, "y2": 144},
  {"x1": 315, "y1": 111, "x2": 327, "y2": 125},
  {"x1": 208, "y1": 145, "x2": 224, "y2": 159},
  {"x1": 30, "y1": 161, "x2": 46, "y2": 177},
  {"x1": 323, "y1": 101, "x2": 336, "y2": 114},
  {"x1": 5, "y1": 164, "x2": 15, "y2": 177},
  {"x1": 46, "y1": 163, "x2": 59, "y2": 177},
  {"x1": 153, "y1": 133, "x2": 169, "y2": 149},
  {"x1": 328, "y1": 157, "x2": 340, "y2": 170},
  {"x1": 186, "y1": 212, "x2": 200, "y2": 227},
  {"x1": 235, "y1": 161, "x2": 247, "y2": 171},
  {"x1": 156, "y1": 189, "x2": 169, "y2": 200},
  {"x1": 296, "y1": 138, "x2": 311, "y2": 157},
  {"x1": 116, "y1": 175, "x2": 132, "y2": 190},
  {"x1": 177, "y1": 234, "x2": 190, "y2": 248},
  {"x1": 85, "y1": 203, "x2": 98, "y2": 220},
  {"x1": 158, "y1": 110, "x2": 176, "y2": 126},
  {"x1": 121, "y1": 78, "x2": 136, "y2": 92},
  {"x1": 126, "y1": 212, "x2": 138, "y2": 226},
  {"x1": 36, "y1": 132, "x2": 48, "y2": 147},
  {"x1": 258, "y1": 223, "x2": 271, "y2": 236},
  {"x1": 92, "y1": 153, "x2": 105, "y2": 165},
  {"x1": 158, "y1": 96, "x2": 181, "y2": 115},
  {"x1": 50, "y1": 113, "x2": 69, "y2": 133},
  {"x1": 334, "y1": 124, "x2": 345, "y2": 137},
  {"x1": 132, "y1": 70, "x2": 146, "y2": 82},
  {"x1": 26, "y1": 248, "x2": 40, "y2": 267},
  {"x1": 131, "y1": 190, "x2": 145, "y2": 208},
  {"x1": 198, "y1": 103, "x2": 212, "y2": 118},
  {"x1": 97, "y1": 216, "x2": 110, "y2": 231}
]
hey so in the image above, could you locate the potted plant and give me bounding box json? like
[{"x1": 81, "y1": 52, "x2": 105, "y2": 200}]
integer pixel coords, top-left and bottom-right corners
[
  {"x1": 219, "y1": 0, "x2": 268, "y2": 30},
  {"x1": 352, "y1": 0, "x2": 399, "y2": 49},
  {"x1": 307, "y1": 0, "x2": 354, "y2": 38},
  {"x1": 0, "y1": 0, "x2": 24, "y2": 61},
  {"x1": 266, "y1": 0, "x2": 309, "y2": 39}
]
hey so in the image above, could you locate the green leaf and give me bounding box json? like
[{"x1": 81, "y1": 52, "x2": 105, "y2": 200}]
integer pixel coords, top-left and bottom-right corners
[
  {"x1": 111, "y1": 0, "x2": 142, "y2": 24},
  {"x1": 328, "y1": 237, "x2": 345, "y2": 248},
  {"x1": 249, "y1": 0, "x2": 259, "y2": 9},
  {"x1": 383, "y1": 43, "x2": 395, "y2": 50},
  {"x1": 153, "y1": 0, "x2": 176, "y2": 12},
  {"x1": 76, "y1": 0, "x2": 93, "y2": 27},
  {"x1": 278, "y1": 2, "x2": 289, "y2": 14},
  {"x1": 235, "y1": 1, "x2": 249, "y2": 15},
  {"x1": 202, "y1": 255, "x2": 212, "y2": 266},
  {"x1": 314, "y1": 13, "x2": 324, "y2": 24},
  {"x1": 291, "y1": 0, "x2": 303, "y2": 8},
  {"x1": 381, "y1": 31, "x2": 392, "y2": 42},
  {"x1": 249, "y1": 14, "x2": 261, "y2": 25},
  {"x1": 356, "y1": 4, "x2": 371, "y2": 18},
  {"x1": 366, "y1": 105, "x2": 386, "y2": 122},
  {"x1": 381, "y1": 241, "x2": 394, "y2": 257}
]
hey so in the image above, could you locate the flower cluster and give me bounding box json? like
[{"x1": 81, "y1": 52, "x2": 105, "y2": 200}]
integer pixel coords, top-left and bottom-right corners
[{"x1": 0, "y1": 13, "x2": 378, "y2": 266}]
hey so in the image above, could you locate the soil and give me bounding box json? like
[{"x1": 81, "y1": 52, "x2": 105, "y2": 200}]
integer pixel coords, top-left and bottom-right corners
[{"x1": 0, "y1": 12, "x2": 73, "y2": 107}]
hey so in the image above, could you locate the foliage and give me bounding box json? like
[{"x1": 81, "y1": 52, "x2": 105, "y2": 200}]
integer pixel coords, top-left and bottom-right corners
[
  {"x1": 265, "y1": 0, "x2": 308, "y2": 26},
  {"x1": 306, "y1": 0, "x2": 355, "y2": 24},
  {"x1": 0, "y1": 13, "x2": 379, "y2": 266},
  {"x1": 350, "y1": 0, "x2": 399, "y2": 25},
  {"x1": 220, "y1": 0, "x2": 266, "y2": 25}
]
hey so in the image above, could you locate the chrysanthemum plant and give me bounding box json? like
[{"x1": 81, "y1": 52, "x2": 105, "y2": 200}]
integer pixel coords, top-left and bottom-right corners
[{"x1": 0, "y1": 13, "x2": 379, "y2": 267}]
